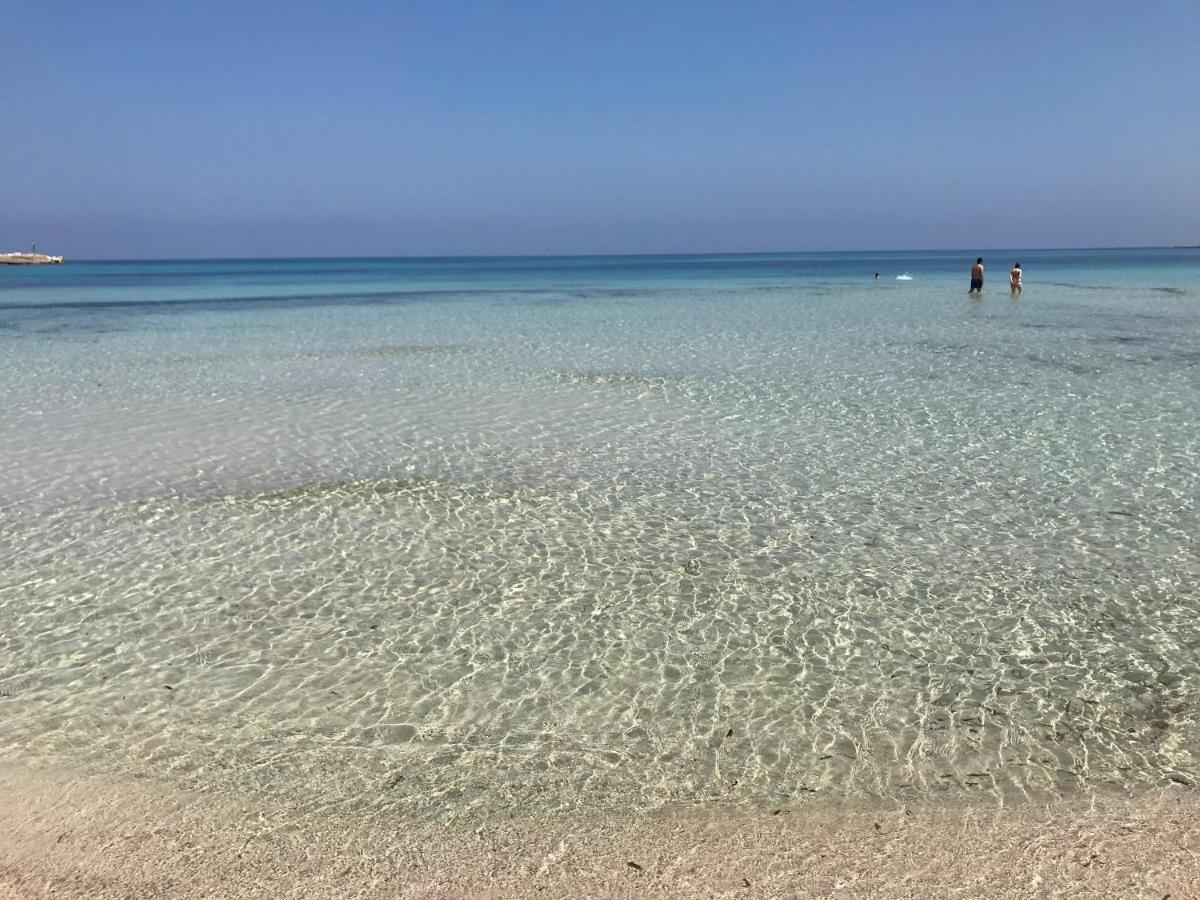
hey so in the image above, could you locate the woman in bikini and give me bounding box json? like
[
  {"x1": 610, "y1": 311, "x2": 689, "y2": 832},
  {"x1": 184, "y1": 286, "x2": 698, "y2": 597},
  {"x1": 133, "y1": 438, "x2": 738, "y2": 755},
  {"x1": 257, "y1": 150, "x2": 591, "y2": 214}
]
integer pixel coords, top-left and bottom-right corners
[{"x1": 1009, "y1": 262, "x2": 1023, "y2": 297}]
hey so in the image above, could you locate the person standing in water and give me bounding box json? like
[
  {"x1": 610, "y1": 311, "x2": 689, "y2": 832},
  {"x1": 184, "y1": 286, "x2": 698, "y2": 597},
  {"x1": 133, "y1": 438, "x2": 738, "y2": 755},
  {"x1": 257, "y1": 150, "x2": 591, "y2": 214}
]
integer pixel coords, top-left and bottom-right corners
[
  {"x1": 1009, "y1": 262, "x2": 1023, "y2": 296},
  {"x1": 968, "y1": 257, "x2": 984, "y2": 295}
]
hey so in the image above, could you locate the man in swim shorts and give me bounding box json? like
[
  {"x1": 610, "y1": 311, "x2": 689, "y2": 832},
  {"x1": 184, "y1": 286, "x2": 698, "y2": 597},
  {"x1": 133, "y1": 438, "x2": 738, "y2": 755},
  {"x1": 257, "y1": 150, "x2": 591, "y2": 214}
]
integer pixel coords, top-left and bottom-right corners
[
  {"x1": 968, "y1": 257, "x2": 984, "y2": 295},
  {"x1": 1009, "y1": 261, "x2": 1023, "y2": 296}
]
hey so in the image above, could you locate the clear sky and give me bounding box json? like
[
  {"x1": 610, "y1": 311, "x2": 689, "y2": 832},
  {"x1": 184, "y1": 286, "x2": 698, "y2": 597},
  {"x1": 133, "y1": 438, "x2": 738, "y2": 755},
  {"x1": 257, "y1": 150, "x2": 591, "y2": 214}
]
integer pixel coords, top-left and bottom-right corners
[{"x1": 3, "y1": 1, "x2": 1198, "y2": 258}]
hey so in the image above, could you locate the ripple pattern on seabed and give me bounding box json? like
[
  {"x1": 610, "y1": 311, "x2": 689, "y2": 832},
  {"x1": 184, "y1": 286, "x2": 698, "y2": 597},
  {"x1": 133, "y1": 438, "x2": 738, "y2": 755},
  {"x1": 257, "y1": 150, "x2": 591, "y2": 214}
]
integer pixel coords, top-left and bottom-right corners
[{"x1": 1, "y1": 273, "x2": 1199, "y2": 822}]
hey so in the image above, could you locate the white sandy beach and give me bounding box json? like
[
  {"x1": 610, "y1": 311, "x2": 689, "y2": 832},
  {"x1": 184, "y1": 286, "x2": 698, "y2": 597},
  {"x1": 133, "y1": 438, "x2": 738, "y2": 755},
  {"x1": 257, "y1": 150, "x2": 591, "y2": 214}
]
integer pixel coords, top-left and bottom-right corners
[{"x1": 1, "y1": 763, "x2": 1196, "y2": 899}]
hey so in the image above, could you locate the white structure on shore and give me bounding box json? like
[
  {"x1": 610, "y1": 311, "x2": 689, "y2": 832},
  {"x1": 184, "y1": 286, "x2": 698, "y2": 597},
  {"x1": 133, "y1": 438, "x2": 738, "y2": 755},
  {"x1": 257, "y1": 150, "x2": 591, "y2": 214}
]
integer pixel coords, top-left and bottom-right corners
[{"x1": 0, "y1": 251, "x2": 66, "y2": 265}]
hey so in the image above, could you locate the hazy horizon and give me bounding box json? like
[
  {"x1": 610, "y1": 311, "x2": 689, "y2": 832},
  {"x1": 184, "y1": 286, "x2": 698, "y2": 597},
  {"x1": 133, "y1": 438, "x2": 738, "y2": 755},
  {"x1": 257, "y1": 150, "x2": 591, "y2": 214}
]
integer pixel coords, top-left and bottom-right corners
[
  {"x1": 7, "y1": 244, "x2": 1194, "y2": 265},
  {"x1": 4, "y1": 2, "x2": 1198, "y2": 259}
]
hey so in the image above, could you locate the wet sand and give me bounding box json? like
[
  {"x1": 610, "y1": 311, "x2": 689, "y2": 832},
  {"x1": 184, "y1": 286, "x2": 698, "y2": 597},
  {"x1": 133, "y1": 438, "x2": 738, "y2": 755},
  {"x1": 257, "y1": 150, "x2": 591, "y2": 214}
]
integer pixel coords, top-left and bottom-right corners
[{"x1": 1, "y1": 763, "x2": 1196, "y2": 898}]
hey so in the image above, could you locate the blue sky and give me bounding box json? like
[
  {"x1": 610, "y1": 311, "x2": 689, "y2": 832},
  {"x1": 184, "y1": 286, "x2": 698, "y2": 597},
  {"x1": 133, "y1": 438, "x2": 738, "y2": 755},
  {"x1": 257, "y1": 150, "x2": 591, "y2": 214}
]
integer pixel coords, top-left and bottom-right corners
[{"x1": 3, "y1": 1, "x2": 1198, "y2": 258}]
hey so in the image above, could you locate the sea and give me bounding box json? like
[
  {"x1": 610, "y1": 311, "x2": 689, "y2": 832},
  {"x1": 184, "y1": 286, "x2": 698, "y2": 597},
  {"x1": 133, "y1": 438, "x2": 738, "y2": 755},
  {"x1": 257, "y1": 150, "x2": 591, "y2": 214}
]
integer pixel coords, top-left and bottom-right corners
[{"x1": 2, "y1": 249, "x2": 1198, "y2": 822}]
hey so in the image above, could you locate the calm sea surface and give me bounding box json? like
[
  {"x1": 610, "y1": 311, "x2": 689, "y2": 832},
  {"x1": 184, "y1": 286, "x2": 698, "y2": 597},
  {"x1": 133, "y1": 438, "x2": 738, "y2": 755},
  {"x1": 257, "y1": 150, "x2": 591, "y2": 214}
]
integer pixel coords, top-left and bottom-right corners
[{"x1": 2, "y1": 249, "x2": 1199, "y2": 819}]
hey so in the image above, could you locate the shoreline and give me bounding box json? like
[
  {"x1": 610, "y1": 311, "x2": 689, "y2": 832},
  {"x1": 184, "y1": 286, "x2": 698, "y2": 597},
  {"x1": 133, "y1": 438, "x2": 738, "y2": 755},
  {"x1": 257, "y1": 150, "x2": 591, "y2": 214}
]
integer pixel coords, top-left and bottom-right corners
[{"x1": 2, "y1": 763, "x2": 1196, "y2": 898}]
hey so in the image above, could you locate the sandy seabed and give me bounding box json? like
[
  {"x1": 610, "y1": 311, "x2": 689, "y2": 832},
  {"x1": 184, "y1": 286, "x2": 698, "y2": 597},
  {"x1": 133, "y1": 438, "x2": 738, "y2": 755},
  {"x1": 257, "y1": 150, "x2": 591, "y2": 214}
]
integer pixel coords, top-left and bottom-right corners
[{"x1": 2, "y1": 765, "x2": 1198, "y2": 899}]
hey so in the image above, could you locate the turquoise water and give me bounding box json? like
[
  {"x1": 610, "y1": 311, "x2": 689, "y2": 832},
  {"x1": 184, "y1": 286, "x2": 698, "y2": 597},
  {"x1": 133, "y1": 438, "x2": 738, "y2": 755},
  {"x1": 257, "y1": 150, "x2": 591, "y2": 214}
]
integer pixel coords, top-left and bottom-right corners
[{"x1": 2, "y1": 250, "x2": 1199, "y2": 820}]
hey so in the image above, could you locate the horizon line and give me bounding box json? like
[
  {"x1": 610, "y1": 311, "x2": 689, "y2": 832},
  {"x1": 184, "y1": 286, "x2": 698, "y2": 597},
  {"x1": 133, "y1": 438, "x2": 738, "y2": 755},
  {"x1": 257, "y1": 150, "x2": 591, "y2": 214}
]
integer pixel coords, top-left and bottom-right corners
[{"x1": 23, "y1": 244, "x2": 1198, "y2": 265}]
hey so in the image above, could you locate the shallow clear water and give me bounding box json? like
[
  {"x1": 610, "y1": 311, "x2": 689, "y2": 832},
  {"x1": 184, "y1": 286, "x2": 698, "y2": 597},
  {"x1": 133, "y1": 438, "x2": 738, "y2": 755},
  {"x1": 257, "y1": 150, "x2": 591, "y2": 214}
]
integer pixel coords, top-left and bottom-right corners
[{"x1": 2, "y1": 250, "x2": 1199, "y2": 820}]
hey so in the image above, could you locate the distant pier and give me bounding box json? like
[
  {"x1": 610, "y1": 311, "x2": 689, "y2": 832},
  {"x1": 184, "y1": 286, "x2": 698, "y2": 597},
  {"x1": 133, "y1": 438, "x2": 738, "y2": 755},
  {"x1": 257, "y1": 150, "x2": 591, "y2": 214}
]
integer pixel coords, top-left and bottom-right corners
[{"x1": 0, "y1": 252, "x2": 66, "y2": 265}]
